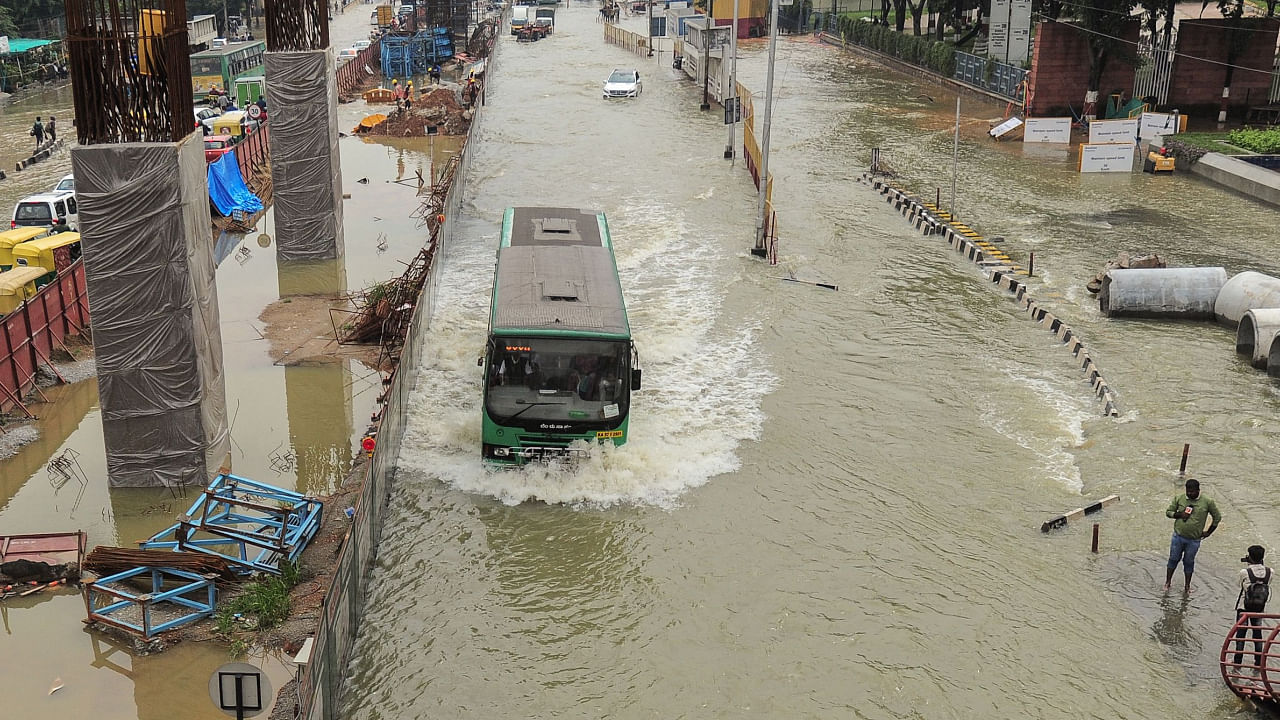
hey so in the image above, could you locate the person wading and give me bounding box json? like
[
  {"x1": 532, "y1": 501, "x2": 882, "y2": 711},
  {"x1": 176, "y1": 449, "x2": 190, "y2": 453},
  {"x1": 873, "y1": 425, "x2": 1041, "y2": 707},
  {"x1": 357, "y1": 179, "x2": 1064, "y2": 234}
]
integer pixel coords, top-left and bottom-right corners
[
  {"x1": 1163, "y1": 478, "x2": 1221, "y2": 593},
  {"x1": 31, "y1": 116, "x2": 45, "y2": 149},
  {"x1": 45, "y1": 116, "x2": 56, "y2": 142},
  {"x1": 1233, "y1": 545, "x2": 1271, "y2": 668}
]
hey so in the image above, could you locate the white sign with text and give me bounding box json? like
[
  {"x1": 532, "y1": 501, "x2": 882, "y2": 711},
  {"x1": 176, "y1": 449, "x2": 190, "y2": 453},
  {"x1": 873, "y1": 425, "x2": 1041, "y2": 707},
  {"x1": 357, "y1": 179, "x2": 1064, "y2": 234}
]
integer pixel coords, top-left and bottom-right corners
[
  {"x1": 1023, "y1": 117, "x2": 1072, "y2": 143},
  {"x1": 989, "y1": 116, "x2": 1023, "y2": 139},
  {"x1": 1139, "y1": 112, "x2": 1181, "y2": 140},
  {"x1": 1079, "y1": 143, "x2": 1136, "y2": 173},
  {"x1": 1088, "y1": 118, "x2": 1139, "y2": 144}
]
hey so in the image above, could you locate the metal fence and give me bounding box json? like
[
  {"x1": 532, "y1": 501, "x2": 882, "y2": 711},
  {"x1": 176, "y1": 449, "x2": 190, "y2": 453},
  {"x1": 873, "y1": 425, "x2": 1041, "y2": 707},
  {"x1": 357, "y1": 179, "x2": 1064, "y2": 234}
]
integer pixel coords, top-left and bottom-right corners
[
  {"x1": 603, "y1": 22, "x2": 651, "y2": 56},
  {"x1": 235, "y1": 121, "x2": 270, "y2": 182},
  {"x1": 0, "y1": 260, "x2": 90, "y2": 417},
  {"x1": 336, "y1": 38, "x2": 382, "y2": 96},
  {"x1": 1272, "y1": 53, "x2": 1280, "y2": 104},
  {"x1": 1134, "y1": 30, "x2": 1176, "y2": 105},
  {"x1": 293, "y1": 31, "x2": 492, "y2": 720},
  {"x1": 953, "y1": 50, "x2": 1027, "y2": 102}
]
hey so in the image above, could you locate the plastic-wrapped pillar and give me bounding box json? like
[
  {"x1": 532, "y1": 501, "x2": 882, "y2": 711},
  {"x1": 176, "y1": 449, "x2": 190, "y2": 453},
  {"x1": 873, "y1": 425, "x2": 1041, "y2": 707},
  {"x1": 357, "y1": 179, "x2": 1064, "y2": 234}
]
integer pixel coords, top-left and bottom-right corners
[
  {"x1": 1236, "y1": 309, "x2": 1280, "y2": 370},
  {"x1": 71, "y1": 135, "x2": 230, "y2": 487},
  {"x1": 265, "y1": 49, "x2": 345, "y2": 262},
  {"x1": 1098, "y1": 267, "x2": 1228, "y2": 319},
  {"x1": 1214, "y1": 271, "x2": 1280, "y2": 327}
]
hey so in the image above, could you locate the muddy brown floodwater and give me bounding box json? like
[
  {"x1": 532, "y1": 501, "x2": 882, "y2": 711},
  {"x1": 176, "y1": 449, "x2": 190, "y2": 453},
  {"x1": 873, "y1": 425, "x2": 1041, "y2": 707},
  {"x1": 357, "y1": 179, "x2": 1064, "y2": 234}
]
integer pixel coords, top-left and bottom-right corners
[{"x1": 0, "y1": 6, "x2": 465, "y2": 717}]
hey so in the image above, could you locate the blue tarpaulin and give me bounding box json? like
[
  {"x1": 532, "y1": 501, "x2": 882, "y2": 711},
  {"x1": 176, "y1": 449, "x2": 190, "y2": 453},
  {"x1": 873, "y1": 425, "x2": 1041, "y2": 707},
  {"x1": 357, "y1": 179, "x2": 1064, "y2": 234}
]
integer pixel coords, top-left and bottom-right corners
[{"x1": 207, "y1": 150, "x2": 263, "y2": 217}]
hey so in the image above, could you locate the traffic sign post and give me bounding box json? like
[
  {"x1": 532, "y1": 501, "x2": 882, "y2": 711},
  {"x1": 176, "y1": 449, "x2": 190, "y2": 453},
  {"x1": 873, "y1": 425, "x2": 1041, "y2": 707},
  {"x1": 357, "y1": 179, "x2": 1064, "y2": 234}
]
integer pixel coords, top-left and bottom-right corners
[{"x1": 209, "y1": 662, "x2": 272, "y2": 719}]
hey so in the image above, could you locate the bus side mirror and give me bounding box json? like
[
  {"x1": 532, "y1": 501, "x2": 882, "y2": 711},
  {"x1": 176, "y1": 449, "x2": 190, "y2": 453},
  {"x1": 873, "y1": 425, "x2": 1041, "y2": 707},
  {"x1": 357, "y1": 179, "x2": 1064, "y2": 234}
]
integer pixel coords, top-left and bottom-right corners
[{"x1": 630, "y1": 368, "x2": 642, "y2": 390}]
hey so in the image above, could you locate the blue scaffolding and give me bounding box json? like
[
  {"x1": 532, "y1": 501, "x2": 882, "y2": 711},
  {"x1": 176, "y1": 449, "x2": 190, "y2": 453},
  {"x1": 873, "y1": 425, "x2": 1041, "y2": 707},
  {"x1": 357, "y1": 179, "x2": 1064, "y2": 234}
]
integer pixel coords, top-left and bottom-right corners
[
  {"x1": 380, "y1": 27, "x2": 455, "y2": 79},
  {"x1": 140, "y1": 473, "x2": 323, "y2": 576},
  {"x1": 84, "y1": 566, "x2": 218, "y2": 640}
]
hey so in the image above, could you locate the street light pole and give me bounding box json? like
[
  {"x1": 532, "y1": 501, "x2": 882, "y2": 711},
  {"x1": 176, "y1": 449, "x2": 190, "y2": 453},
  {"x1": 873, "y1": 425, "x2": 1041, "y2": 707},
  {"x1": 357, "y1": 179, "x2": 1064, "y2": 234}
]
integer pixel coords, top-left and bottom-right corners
[
  {"x1": 753, "y1": 0, "x2": 779, "y2": 254},
  {"x1": 724, "y1": 0, "x2": 738, "y2": 159},
  {"x1": 700, "y1": 8, "x2": 711, "y2": 111}
]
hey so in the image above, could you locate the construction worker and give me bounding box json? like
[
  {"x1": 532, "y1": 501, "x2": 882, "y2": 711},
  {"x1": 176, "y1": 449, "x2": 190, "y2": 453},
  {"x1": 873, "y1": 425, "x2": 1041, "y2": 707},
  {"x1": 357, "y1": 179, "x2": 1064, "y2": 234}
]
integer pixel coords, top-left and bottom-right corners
[
  {"x1": 392, "y1": 78, "x2": 403, "y2": 101},
  {"x1": 405, "y1": 81, "x2": 414, "y2": 111}
]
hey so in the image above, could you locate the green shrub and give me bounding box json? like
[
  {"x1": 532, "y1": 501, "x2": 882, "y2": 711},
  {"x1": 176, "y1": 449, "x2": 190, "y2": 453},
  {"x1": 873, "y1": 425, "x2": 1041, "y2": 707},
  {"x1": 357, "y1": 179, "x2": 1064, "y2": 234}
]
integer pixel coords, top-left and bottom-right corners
[{"x1": 1227, "y1": 127, "x2": 1280, "y2": 154}]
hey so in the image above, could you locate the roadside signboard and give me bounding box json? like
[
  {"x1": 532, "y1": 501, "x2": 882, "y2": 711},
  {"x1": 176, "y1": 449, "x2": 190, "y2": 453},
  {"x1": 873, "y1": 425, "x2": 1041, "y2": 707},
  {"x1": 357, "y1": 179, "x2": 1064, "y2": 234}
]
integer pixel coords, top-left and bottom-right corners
[
  {"x1": 1079, "y1": 143, "x2": 1135, "y2": 173},
  {"x1": 1088, "y1": 118, "x2": 1139, "y2": 144},
  {"x1": 988, "y1": 116, "x2": 1022, "y2": 139},
  {"x1": 209, "y1": 662, "x2": 272, "y2": 718},
  {"x1": 723, "y1": 97, "x2": 741, "y2": 124},
  {"x1": 1139, "y1": 111, "x2": 1184, "y2": 140},
  {"x1": 1023, "y1": 117, "x2": 1071, "y2": 144}
]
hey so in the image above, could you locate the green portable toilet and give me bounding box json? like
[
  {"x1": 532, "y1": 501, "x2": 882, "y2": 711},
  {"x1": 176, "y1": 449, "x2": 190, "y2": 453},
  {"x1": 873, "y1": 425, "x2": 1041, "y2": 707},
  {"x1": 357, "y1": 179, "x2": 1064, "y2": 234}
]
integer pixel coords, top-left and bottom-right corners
[{"x1": 235, "y1": 75, "x2": 266, "y2": 109}]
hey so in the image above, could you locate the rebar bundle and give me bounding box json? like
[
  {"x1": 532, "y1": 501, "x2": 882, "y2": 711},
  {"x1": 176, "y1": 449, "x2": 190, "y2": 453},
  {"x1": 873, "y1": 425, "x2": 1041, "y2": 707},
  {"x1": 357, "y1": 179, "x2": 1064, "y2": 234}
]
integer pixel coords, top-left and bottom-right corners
[
  {"x1": 84, "y1": 546, "x2": 240, "y2": 582},
  {"x1": 65, "y1": 0, "x2": 192, "y2": 145},
  {"x1": 264, "y1": 0, "x2": 329, "y2": 52}
]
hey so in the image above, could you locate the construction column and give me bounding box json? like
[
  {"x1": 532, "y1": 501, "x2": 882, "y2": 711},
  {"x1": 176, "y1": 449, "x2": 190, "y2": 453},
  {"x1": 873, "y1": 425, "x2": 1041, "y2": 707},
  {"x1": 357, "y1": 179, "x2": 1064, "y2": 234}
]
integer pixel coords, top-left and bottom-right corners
[
  {"x1": 264, "y1": 0, "x2": 344, "y2": 261},
  {"x1": 65, "y1": 0, "x2": 229, "y2": 487}
]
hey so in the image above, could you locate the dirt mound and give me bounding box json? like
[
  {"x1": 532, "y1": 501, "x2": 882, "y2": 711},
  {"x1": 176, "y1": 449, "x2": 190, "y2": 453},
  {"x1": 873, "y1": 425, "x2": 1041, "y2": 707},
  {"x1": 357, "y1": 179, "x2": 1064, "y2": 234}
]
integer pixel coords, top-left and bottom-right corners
[{"x1": 364, "y1": 85, "x2": 473, "y2": 136}]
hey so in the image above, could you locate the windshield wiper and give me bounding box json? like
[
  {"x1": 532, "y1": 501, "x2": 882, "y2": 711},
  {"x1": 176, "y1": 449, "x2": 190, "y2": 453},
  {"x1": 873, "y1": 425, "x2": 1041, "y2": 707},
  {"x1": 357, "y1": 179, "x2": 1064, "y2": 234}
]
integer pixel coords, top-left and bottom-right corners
[{"x1": 507, "y1": 400, "x2": 566, "y2": 420}]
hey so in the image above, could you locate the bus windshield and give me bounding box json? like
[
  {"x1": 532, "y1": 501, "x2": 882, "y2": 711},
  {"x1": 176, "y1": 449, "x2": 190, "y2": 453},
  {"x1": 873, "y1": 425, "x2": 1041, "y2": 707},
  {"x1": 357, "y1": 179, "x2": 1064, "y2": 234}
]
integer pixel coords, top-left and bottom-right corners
[{"x1": 485, "y1": 337, "x2": 630, "y2": 425}]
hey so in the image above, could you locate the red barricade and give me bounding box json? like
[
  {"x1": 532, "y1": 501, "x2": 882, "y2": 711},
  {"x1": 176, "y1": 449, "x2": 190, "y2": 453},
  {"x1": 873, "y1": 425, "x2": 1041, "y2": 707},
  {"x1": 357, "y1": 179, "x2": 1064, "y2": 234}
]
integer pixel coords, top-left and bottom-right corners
[{"x1": 0, "y1": 260, "x2": 90, "y2": 416}]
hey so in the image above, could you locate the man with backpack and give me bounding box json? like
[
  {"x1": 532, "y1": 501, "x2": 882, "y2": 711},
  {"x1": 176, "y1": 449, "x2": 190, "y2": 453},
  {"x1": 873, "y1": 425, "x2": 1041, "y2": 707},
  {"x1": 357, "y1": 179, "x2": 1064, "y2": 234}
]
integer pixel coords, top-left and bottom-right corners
[
  {"x1": 1234, "y1": 545, "x2": 1271, "y2": 668},
  {"x1": 1163, "y1": 478, "x2": 1221, "y2": 593}
]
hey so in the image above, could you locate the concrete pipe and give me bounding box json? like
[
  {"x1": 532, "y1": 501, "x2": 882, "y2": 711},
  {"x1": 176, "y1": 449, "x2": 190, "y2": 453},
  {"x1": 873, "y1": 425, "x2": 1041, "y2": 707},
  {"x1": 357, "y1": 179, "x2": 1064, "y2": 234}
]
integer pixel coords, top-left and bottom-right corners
[
  {"x1": 1098, "y1": 267, "x2": 1228, "y2": 319},
  {"x1": 1214, "y1": 271, "x2": 1280, "y2": 326},
  {"x1": 1236, "y1": 309, "x2": 1280, "y2": 369},
  {"x1": 1268, "y1": 332, "x2": 1280, "y2": 378}
]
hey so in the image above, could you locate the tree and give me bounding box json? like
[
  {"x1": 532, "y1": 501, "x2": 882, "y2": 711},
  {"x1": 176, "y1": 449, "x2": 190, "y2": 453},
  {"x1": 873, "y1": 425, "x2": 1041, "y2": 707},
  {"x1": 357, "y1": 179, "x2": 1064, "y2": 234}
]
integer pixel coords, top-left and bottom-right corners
[
  {"x1": 0, "y1": 0, "x2": 62, "y2": 35},
  {"x1": 929, "y1": 0, "x2": 955, "y2": 40},
  {"x1": 906, "y1": 0, "x2": 927, "y2": 34},
  {"x1": 0, "y1": 5, "x2": 17, "y2": 37},
  {"x1": 1209, "y1": 0, "x2": 1251, "y2": 122},
  {"x1": 1064, "y1": 0, "x2": 1139, "y2": 118},
  {"x1": 893, "y1": 0, "x2": 907, "y2": 30}
]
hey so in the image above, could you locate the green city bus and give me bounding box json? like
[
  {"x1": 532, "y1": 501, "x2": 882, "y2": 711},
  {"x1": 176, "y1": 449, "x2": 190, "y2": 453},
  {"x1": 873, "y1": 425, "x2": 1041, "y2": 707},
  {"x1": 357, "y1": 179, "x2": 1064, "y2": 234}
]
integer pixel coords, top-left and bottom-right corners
[
  {"x1": 189, "y1": 40, "x2": 266, "y2": 102},
  {"x1": 481, "y1": 207, "x2": 641, "y2": 464}
]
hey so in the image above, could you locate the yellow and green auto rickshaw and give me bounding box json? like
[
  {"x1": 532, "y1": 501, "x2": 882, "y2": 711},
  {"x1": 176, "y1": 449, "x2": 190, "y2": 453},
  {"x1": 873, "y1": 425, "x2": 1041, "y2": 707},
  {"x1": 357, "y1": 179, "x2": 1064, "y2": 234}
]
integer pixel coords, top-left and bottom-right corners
[
  {"x1": 0, "y1": 226, "x2": 52, "y2": 271},
  {"x1": 12, "y1": 231, "x2": 82, "y2": 287},
  {"x1": 0, "y1": 266, "x2": 49, "y2": 315}
]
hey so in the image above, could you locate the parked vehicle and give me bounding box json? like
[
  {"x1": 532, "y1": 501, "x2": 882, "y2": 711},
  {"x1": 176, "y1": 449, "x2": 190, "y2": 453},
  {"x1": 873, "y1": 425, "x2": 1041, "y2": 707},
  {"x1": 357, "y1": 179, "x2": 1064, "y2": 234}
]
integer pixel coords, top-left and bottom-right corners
[
  {"x1": 0, "y1": 266, "x2": 48, "y2": 315},
  {"x1": 603, "y1": 68, "x2": 642, "y2": 98},
  {"x1": 52, "y1": 174, "x2": 75, "y2": 194},
  {"x1": 12, "y1": 231, "x2": 82, "y2": 287},
  {"x1": 338, "y1": 47, "x2": 359, "y2": 62},
  {"x1": 205, "y1": 137, "x2": 236, "y2": 163},
  {"x1": 534, "y1": 7, "x2": 555, "y2": 33},
  {"x1": 354, "y1": 39, "x2": 371, "y2": 50},
  {"x1": 0, "y1": 226, "x2": 52, "y2": 270},
  {"x1": 195, "y1": 106, "x2": 221, "y2": 134},
  {"x1": 11, "y1": 191, "x2": 78, "y2": 231},
  {"x1": 510, "y1": 5, "x2": 529, "y2": 34}
]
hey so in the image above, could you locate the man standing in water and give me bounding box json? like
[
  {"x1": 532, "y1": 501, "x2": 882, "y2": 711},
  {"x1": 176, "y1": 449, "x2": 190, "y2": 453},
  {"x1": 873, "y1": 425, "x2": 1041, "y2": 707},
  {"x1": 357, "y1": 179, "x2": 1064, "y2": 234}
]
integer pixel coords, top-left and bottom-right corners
[{"x1": 1164, "y1": 478, "x2": 1221, "y2": 593}]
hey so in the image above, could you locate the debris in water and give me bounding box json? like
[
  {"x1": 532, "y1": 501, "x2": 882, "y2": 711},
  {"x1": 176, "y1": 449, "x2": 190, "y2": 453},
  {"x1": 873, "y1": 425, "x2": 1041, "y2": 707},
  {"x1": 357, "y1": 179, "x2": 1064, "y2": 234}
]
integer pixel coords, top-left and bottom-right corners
[{"x1": 49, "y1": 678, "x2": 63, "y2": 695}]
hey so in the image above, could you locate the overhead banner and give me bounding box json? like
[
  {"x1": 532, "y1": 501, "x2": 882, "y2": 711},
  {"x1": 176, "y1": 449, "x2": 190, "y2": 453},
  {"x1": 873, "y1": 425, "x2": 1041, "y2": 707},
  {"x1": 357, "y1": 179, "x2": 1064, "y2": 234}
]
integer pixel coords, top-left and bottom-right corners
[
  {"x1": 1088, "y1": 118, "x2": 1139, "y2": 144},
  {"x1": 1023, "y1": 117, "x2": 1071, "y2": 143},
  {"x1": 1139, "y1": 112, "x2": 1186, "y2": 140},
  {"x1": 1079, "y1": 143, "x2": 1136, "y2": 173}
]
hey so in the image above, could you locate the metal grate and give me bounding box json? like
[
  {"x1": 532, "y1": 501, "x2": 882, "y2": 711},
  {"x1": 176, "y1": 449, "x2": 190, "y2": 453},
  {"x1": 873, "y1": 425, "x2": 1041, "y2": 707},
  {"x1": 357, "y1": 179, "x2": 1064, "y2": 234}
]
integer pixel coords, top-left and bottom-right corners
[
  {"x1": 1133, "y1": 28, "x2": 1176, "y2": 105},
  {"x1": 65, "y1": 0, "x2": 192, "y2": 145},
  {"x1": 264, "y1": 0, "x2": 329, "y2": 52}
]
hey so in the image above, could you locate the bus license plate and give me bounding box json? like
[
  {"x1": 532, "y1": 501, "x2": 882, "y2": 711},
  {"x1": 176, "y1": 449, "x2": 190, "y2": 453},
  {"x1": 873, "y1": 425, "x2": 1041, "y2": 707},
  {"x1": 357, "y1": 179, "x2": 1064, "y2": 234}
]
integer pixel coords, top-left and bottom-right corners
[{"x1": 596, "y1": 430, "x2": 623, "y2": 438}]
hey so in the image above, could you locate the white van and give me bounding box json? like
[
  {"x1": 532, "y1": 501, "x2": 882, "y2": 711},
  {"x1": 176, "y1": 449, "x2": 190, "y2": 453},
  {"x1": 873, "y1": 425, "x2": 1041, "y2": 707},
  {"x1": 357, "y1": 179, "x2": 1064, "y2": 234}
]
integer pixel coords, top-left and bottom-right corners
[{"x1": 11, "y1": 190, "x2": 78, "y2": 231}]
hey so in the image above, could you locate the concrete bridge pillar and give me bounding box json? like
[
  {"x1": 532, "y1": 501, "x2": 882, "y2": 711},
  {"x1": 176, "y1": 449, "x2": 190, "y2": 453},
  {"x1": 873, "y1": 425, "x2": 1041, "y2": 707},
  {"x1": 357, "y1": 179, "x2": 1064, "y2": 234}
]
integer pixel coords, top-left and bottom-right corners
[
  {"x1": 265, "y1": 49, "x2": 345, "y2": 262},
  {"x1": 71, "y1": 136, "x2": 230, "y2": 487}
]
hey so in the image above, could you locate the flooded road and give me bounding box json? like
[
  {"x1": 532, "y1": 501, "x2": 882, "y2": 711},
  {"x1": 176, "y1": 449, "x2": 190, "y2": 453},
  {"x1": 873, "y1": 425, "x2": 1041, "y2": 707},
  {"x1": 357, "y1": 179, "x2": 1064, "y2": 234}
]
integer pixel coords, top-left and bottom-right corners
[
  {"x1": 0, "y1": 8, "x2": 452, "y2": 715},
  {"x1": 344, "y1": 7, "x2": 1280, "y2": 720}
]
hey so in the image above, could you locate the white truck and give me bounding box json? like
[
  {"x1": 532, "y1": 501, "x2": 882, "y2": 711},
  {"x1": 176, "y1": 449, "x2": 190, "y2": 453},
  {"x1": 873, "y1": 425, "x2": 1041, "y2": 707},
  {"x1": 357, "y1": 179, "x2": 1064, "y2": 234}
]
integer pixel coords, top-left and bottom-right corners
[{"x1": 510, "y1": 6, "x2": 529, "y2": 35}]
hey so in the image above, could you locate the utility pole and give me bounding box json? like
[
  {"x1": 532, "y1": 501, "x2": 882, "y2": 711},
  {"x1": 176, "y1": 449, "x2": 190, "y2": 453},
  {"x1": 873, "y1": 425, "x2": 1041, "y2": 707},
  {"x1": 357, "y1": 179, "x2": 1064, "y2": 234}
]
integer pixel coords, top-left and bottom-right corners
[
  {"x1": 223, "y1": 0, "x2": 229, "y2": 38},
  {"x1": 753, "y1": 0, "x2": 779, "y2": 255},
  {"x1": 951, "y1": 96, "x2": 960, "y2": 215},
  {"x1": 724, "y1": 0, "x2": 738, "y2": 159},
  {"x1": 647, "y1": 0, "x2": 654, "y2": 56},
  {"x1": 700, "y1": 9, "x2": 711, "y2": 111}
]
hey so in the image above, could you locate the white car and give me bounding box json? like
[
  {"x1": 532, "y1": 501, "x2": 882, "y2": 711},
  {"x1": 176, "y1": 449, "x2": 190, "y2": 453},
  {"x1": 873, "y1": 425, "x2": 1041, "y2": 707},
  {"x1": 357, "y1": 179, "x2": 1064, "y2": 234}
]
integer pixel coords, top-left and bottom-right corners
[
  {"x1": 353, "y1": 39, "x2": 371, "y2": 51},
  {"x1": 338, "y1": 48, "x2": 359, "y2": 62},
  {"x1": 12, "y1": 190, "x2": 78, "y2": 231},
  {"x1": 603, "y1": 68, "x2": 642, "y2": 99},
  {"x1": 52, "y1": 174, "x2": 74, "y2": 194}
]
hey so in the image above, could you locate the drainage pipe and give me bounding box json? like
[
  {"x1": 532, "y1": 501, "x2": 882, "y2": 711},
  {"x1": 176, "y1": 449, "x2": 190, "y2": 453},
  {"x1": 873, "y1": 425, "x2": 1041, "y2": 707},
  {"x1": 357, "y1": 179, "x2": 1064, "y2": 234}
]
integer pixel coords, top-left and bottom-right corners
[
  {"x1": 1214, "y1": 271, "x2": 1280, "y2": 327},
  {"x1": 1268, "y1": 333, "x2": 1280, "y2": 378},
  {"x1": 1098, "y1": 267, "x2": 1228, "y2": 319},
  {"x1": 1236, "y1": 309, "x2": 1280, "y2": 369}
]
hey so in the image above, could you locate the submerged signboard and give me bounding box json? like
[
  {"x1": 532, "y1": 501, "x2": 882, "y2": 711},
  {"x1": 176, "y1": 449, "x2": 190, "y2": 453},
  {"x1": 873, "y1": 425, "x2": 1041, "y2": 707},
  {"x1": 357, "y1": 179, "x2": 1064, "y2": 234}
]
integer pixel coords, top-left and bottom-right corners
[{"x1": 1079, "y1": 143, "x2": 1136, "y2": 173}]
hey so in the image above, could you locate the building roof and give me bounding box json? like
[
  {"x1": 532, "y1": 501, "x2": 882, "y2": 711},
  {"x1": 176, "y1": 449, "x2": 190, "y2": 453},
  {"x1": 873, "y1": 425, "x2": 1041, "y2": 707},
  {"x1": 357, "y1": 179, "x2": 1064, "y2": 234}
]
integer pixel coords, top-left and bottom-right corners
[{"x1": 2, "y1": 38, "x2": 58, "y2": 55}]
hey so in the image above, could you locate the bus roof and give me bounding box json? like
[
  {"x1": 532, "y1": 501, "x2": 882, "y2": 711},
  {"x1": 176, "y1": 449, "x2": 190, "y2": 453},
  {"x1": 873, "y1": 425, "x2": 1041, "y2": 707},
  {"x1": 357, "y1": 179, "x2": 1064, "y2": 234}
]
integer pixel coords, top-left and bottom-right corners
[
  {"x1": 493, "y1": 207, "x2": 629, "y2": 337},
  {"x1": 191, "y1": 40, "x2": 265, "y2": 58}
]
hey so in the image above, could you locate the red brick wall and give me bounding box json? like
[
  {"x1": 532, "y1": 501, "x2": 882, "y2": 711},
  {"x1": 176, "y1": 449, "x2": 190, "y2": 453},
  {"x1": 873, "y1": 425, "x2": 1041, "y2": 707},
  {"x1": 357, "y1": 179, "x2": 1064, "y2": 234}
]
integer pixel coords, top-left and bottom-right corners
[
  {"x1": 1168, "y1": 18, "x2": 1279, "y2": 112},
  {"x1": 1027, "y1": 20, "x2": 1140, "y2": 116}
]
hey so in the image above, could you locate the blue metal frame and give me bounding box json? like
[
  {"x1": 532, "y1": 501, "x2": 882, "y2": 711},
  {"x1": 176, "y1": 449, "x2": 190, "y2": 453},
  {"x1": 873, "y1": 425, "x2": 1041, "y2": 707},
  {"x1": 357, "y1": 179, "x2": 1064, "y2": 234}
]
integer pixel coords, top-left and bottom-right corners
[
  {"x1": 84, "y1": 566, "x2": 217, "y2": 640},
  {"x1": 139, "y1": 473, "x2": 323, "y2": 576}
]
